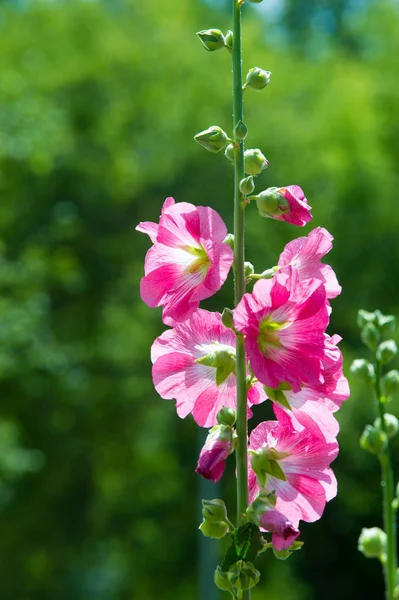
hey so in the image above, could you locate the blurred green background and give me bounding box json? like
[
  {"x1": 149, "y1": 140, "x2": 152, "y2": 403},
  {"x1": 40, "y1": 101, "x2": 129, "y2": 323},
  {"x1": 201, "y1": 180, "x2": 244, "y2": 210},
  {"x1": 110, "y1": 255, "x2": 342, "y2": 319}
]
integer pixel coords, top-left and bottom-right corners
[{"x1": 0, "y1": 0, "x2": 398, "y2": 598}]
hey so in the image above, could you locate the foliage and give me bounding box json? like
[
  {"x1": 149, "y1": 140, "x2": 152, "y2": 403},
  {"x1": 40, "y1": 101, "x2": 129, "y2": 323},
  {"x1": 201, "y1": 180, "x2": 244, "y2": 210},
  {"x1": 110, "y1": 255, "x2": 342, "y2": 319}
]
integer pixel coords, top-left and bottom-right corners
[{"x1": 0, "y1": 0, "x2": 398, "y2": 598}]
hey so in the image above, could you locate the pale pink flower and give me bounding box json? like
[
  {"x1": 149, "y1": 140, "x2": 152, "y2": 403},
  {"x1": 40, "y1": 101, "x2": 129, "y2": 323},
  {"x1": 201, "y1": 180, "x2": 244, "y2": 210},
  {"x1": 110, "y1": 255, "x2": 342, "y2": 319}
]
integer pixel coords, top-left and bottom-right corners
[
  {"x1": 259, "y1": 509, "x2": 300, "y2": 551},
  {"x1": 277, "y1": 227, "x2": 341, "y2": 299},
  {"x1": 137, "y1": 197, "x2": 234, "y2": 324},
  {"x1": 196, "y1": 424, "x2": 234, "y2": 482},
  {"x1": 271, "y1": 335, "x2": 350, "y2": 442},
  {"x1": 151, "y1": 309, "x2": 266, "y2": 427},
  {"x1": 248, "y1": 418, "x2": 338, "y2": 527},
  {"x1": 233, "y1": 269, "x2": 329, "y2": 392}
]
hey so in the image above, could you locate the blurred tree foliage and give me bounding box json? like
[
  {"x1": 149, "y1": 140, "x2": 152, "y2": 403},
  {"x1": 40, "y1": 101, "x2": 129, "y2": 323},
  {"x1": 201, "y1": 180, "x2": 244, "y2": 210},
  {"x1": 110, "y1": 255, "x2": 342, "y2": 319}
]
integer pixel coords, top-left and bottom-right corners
[{"x1": 0, "y1": 0, "x2": 398, "y2": 599}]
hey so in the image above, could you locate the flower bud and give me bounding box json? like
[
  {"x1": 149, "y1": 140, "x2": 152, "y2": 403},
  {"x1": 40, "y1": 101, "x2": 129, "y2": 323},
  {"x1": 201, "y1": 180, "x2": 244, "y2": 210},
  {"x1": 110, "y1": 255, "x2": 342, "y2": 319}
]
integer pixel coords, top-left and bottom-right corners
[
  {"x1": 223, "y1": 233, "x2": 234, "y2": 249},
  {"x1": 382, "y1": 370, "x2": 399, "y2": 396},
  {"x1": 224, "y1": 30, "x2": 233, "y2": 51},
  {"x1": 360, "y1": 425, "x2": 388, "y2": 456},
  {"x1": 196, "y1": 29, "x2": 226, "y2": 52},
  {"x1": 244, "y1": 148, "x2": 269, "y2": 176},
  {"x1": 246, "y1": 490, "x2": 277, "y2": 525},
  {"x1": 357, "y1": 309, "x2": 377, "y2": 329},
  {"x1": 214, "y1": 567, "x2": 233, "y2": 592},
  {"x1": 349, "y1": 359, "x2": 376, "y2": 385},
  {"x1": 224, "y1": 143, "x2": 235, "y2": 163},
  {"x1": 227, "y1": 560, "x2": 260, "y2": 590},
  {"x1": 194, "y1": 126, "x2": 229, "y2": 153},
  {"x1": 196, "y1": 425, "x2": 234, "y2": 482},
  {"x1": 235, "y1": 120, "x2": 248, "y2": 140},
  {"x1": 217, "y1": 406, "x2": 236, "y2": 427},
  {"x1": 239, "y1": 176, "x2": 255, "y2": 196},
  {"x1": 199, "y1": 519, "x2": 229, "y2": 539},
  {"x1": 377, "y1": 312, "x2": 396, "y2": 335},
  {"x1": 377, "y1": 340, "x2": 398, "y2": 365},
  {"x1": 259, "y1": 509, "x2": 300, "y2": 551},
  {"x1": 202, "y1": 498, "x2": 228, "y2": 522},
  {"x1": 245, "y1": 67, "x2": 271, "y2": 91},
  {"x1": 244, "y1": 261, "x2": 255, "y2": 279},
  {"x1": 374, "y1": 414, "x2": 399, "y2": 439},
  {"x1": 221, "y1": 308, "x2": 235, "y2": 331},
  {"x1": 361, "y1": 322, "x2": 380, "y2": 351},
  {"x1": 358, "y1": 527, "x2": 387, "y2": 559}
]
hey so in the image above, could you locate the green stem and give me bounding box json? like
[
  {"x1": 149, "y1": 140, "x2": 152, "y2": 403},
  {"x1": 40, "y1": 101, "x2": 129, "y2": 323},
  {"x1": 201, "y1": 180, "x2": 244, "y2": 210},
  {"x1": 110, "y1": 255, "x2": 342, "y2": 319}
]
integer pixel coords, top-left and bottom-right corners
[
  {"x1": 375, "y1": 360, "x2": 397, "y2": 600},
  {"x1": 231, "y1": 3, "x2": 252, "y2": 596}
]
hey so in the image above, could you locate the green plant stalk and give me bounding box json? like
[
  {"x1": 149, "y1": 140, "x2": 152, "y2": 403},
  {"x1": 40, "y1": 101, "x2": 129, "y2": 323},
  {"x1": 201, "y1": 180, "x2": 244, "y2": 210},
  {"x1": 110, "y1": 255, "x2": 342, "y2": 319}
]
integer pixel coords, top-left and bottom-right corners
[
  {"x1": 232, "y1": 0, "x2": 249, "y2": 581},
  {"x1": 375, "y1": 360, "x2": 397, "y2": 600}
]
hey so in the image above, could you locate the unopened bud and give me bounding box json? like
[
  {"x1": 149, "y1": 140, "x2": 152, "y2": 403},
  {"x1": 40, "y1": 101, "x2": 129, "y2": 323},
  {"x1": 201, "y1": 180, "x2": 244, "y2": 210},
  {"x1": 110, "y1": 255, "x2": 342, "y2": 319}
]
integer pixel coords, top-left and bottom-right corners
[
  {"x1": 196, "y1": 29, "x2": 226, "y2": 52},
  {"x1": 357, "y1": 309, "x2": 377, "y2": 329},
  {"x1": 194, "y1": 126, "x2": 229, "y2": 153},
  {"x1": 358, "y1": 527, "x2": 387, "y2": 559},
  {"x1": 377, "y1": 340, "x2": 398, "y2": 365},
  {"x1": 244, "y1": 148, "x2": 269, "y2": 176},
  {"x1": 244, "y1": 262, "x2": 255, "y2": 278},
  {"x1": 227, "y1": 560, "x2": 260, "y2": 590},
  {"x1": 199, "y1": 519, "x2": 229, "y2": 539},
  {"x1": 224, "y1": 233, "x2": 234, "y2": 249},
  {"x1": 240, "y1": 176, "x2": 255, "y2": 196},
  {"x1": 349, "y1": 359, "x2": 376, "y2": 385},
  {"x1": 361, "y1": 322, "x2": 380, "y2": 351},
  {"x1": 235, "y1": 120, "x2": 248, "y2": 140},
  {"x1": 217, "y1": 406, "x2": 236, "y2": 427},
  {"x1": 224, "y1": 30, "x2": 233, "y2": 51},
  {"x1": 245, "y1": 67, "x2": 271, "y2": 91},
  {"x1": 224, "y1": 143, "x2": 235, "y2": 163},
  {"x1": 202, "y1": 498, "x2": 228, "y2": 523},
  {"x1": 382, "y1": 370, "x2": 399, "y2": 396},
  {"x1": 214, "y1": 567, "x2": 233, "y2": 592},
  {"x1": 221, "y1": 308, "x2": 235, "y2": 330},
  {"x1": 377, "y1": 313, "x2": 396, "y2": 335},
  {"x1": 374, "y1": 414, "x2": 399, "y2": 439},
  {"x1": 360, "y1": 425, "x2": 388, "y2": 455}
]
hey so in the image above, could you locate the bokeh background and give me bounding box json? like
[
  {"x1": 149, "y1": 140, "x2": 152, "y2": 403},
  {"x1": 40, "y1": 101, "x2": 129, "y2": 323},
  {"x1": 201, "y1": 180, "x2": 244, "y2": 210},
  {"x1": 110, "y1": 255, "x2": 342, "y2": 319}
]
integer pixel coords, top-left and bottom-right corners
[{"x1": 0, "y1": 0, "x2": 398, "y2": 598}]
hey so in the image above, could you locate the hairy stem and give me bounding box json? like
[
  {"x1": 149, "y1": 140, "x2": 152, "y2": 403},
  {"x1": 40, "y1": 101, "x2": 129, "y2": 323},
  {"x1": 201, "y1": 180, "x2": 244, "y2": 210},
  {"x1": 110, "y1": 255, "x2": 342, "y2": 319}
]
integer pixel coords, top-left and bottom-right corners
[
  {"x1": 375, "y1": 360, "x2": 397, "y2": 600},
  {"x1": 232, "y1": 0, "x2": 249, "y2": 590}
]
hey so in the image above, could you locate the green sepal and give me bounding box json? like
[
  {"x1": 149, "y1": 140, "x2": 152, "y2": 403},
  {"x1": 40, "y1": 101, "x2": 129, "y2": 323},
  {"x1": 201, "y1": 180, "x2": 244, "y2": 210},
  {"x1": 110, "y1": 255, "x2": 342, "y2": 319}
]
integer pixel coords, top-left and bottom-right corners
[
  {"x1": 273, "y1": 540, "x2": 304, "y2": 560},
  {"x1": 264, "y1": 385, "x2": 292, "y2": 410},
  {"x1": 267, "y1": 460, "x2": 286, "y2": 481},
  {"x1": 220, "y1": 523, "x2": 263, "y2": 572}
]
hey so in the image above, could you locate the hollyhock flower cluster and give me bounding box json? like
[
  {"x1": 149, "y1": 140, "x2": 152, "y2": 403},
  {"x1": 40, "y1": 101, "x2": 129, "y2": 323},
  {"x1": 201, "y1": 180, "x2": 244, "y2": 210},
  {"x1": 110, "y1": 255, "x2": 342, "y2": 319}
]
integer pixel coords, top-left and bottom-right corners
[{"x1": 139, "y1": 195, "x2": 348, "y2": 554}]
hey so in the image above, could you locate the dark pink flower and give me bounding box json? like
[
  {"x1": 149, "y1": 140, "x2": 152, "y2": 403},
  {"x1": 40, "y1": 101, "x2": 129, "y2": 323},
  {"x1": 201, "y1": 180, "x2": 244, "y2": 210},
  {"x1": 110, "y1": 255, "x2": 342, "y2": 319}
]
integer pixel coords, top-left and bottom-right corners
[
  {"x1": 259, "y1": 509, "x2": 300, "y2": 551},
  {"x1": 137, "y1": 198, "x2": 234, "y2": 325},
  {"x1": 271, "y1": 335, "x2": 350, "y2": 442},
  {"x1": 256, "y1": 186, "x2": 312, "y2": 226},
  {"x1": 151, "y1": 309, "x2": 266, "y2": 427},
  {"x1": 196, "y1": 425, "x2": 234, "y2": 482},
  {"x1": 277, "y1": 227, "x2": 341, "y2": 299},
  {"x1": 248, "y1": 418, "x2": 338, "y2": 527},
  {"x1": 233, "y1": 268, "x2": 329, "y2": 392}
]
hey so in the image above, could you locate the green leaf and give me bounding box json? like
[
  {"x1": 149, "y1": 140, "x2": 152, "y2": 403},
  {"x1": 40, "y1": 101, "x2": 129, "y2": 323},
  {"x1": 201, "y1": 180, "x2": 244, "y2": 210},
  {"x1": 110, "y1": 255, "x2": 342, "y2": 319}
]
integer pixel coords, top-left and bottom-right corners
[{"x1": 220, "y1": 523, "x2": 263, "y2": 572}]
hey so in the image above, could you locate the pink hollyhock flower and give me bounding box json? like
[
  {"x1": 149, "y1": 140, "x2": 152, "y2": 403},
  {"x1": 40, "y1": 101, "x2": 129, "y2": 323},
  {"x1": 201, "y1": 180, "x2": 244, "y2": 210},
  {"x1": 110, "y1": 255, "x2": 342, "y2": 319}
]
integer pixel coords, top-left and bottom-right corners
[
  {"x1": 233, "y1": 268, "x2": 329, "y2": 392},
  {"x1": 151, "y1": 309, "x2": 266, "y2": 427},
  {"x1": 277, "y1": 227, "x2": 341, "y2": 299},
  {"x1": 137, "y1": 197, "x2": 234, "y2": 324},
  {"x1": 259, "y1": 509, "x2": 300, "y2": 551},
  {"x1": 248, "y1": 419, "x2": 338, "y2": 527},
  {"x1": 196, "y1": 424, "x2": 234, "y2": 482},
  {"x1": 256, "y1": 185, "x2": 312, "y2": 227},
  {"x1": 271, "y1": 335, "x2": 350, "y2": 442}
]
